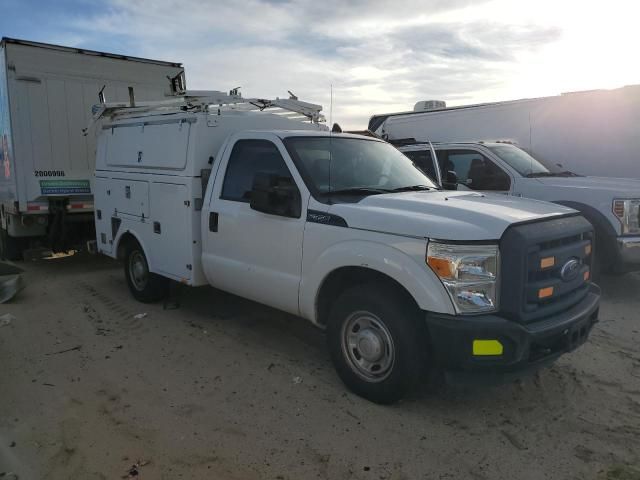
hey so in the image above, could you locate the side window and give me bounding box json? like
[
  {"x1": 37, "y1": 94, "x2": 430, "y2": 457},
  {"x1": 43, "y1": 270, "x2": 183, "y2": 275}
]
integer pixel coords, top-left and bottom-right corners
[
  {"x1": 403, "y1": 150, "x2": 437, "y2": 182},
  {"x1": 221, "y1": 140, "x2": 294, "y2": 202},
  {"x1": 445, "y1": 150, "x2": 511, "y2": 191}
]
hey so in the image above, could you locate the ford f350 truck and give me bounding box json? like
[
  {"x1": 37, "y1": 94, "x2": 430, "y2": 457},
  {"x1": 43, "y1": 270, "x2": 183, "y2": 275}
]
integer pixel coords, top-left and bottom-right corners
[
  {"x1": 93, "y1": 90, "x2": 600, "y2": 404},
  {"x1": 0, "y1": 37, "x2": 184, "y2": 259},
  {"x1": 396, "y1": 141, "x2": 640, "y2": 274}
]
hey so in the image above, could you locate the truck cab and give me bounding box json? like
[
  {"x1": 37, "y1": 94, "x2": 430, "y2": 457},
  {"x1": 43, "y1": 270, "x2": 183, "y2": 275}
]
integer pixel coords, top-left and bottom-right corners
[
  {"x1": 94, "y1": 94, "x2": 600, "y2": 404},
  {"x1": 399, "y1": 142, "x2": 640, "y2": 274}
]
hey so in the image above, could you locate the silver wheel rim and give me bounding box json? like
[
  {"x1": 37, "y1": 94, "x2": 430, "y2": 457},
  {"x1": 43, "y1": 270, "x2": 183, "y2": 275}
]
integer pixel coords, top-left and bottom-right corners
[
  {"x1": 129, "y1": 250, "x2": 149, "y2": 291},
  {"x1": 341, "y1": 311, "x2": 395, "y2": 382}
]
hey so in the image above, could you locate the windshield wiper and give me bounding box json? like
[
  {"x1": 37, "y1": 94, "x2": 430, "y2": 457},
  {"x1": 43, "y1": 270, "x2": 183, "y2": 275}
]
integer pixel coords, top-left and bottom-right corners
[
  {"x1": 389, "y1": 185, "x2": 437, "y2": 192},
  {"x1": 322, "y1": 187, "x2": 393, "y2": 196},
  {"x1": 525, "y1": 172, "x2": 556, "y2": 178},
  {"x1": 526, "y1": 171, "x2": 580, "y2": 178}
]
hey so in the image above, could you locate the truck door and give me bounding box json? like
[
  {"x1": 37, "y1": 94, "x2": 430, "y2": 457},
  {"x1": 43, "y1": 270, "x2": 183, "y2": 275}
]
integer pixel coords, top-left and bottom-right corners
[
  {"x1": 202, "y1": 134, "x2": 308, "y2": 316},
  {"x1": 438, "y1": 149, "x2": 513, "y2": 194}
]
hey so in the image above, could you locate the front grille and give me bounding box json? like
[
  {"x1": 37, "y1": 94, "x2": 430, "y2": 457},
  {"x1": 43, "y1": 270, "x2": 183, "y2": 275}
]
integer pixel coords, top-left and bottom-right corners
[{"x1": 500, "y1": 215, "x2": 594, "y2": 323}]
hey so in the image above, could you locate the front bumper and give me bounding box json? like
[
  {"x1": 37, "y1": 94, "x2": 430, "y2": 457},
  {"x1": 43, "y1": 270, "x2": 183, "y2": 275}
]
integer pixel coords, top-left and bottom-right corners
[
  {"x1": 425, "y1": 284, "x2": 600, "y2": 385},
  {"x1": 617, "y1": 236, "x2": 640, "y2": 267}
]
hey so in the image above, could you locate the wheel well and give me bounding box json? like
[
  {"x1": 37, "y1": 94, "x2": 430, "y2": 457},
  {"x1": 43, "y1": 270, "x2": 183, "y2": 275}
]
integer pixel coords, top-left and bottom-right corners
[
  {"x1": 116, "y1": 232, "x2": 139, "y2": 260},
  {"x1": 315, "y1": 266, "x2": 420, "y2": 327},
  {"x1": 553, "y1": 201, "x2": 618, "y2": 262}
]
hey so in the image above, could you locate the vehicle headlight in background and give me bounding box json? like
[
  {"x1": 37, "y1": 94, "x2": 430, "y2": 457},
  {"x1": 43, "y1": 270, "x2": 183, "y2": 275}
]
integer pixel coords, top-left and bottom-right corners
[
  {"x1": 427, "y1": 242, "x2": 499, "y2": 314},
  {"x1": 613, "y1": 199, "x2": 640, "y2": 235}
]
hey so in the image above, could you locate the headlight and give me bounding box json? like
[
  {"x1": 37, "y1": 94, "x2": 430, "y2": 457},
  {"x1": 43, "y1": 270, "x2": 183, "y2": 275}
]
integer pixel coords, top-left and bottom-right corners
[
  {"x1": 427, "y1": 242, "x2": 499, "y2": 314},
  {"x1": 613, "y1": 199, "x2": 640, "y2": 235}
]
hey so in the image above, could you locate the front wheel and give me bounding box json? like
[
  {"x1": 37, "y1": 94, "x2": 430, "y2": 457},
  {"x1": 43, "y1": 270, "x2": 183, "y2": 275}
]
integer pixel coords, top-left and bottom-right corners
[
  {"x1": 327, "y1": 283, "x2": 428, "y2": 404},
  {"x1": 124, "y1": 242, "x2": 169, "y2": 303}
]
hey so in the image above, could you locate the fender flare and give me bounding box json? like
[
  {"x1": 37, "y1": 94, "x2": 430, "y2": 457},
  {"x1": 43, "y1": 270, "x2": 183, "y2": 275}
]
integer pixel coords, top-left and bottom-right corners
[
  {"x1": 113, "y1": 227, "x2": 155, "y2": 271},
  {"x1": 299, "y1": 239, "x2": 455, "y2": 324}
]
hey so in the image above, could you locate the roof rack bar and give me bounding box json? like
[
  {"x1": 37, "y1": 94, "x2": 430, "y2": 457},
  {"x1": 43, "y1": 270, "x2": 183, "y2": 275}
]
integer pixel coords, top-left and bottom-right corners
[{"x1": 83, "y1": 88, "x2": 325, "y2": 135}]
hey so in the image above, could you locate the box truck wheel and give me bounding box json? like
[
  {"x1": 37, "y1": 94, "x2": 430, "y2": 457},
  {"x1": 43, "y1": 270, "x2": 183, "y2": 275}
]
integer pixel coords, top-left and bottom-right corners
[
  {"x1": 326, "y1": 283, "x2": 428, "y2": 404},
  {"x1": 0, "y1": 227, "x2": 24, "y2": 261},
  {"x1": 124, "y1": 241, "x2": 169, "y2": 303}
]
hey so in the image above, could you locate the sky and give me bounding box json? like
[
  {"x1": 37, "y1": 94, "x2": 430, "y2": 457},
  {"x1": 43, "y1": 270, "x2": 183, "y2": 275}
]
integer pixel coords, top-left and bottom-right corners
[{"x1": 1, "y1": 0, "x2": 639, "y2": 129}]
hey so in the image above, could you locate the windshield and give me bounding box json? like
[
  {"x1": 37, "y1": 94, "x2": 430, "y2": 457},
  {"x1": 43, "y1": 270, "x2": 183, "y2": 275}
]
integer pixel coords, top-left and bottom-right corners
[
  {"x1": 487, "y1": 144, "x2": 576, "y2": 177},
  {"x1": 284, "y1": 136, "x2": 438, "y2": 196}
]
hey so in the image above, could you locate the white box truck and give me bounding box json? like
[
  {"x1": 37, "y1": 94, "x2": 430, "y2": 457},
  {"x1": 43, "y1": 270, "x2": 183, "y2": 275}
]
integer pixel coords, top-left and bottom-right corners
[
  {"x1": 93, "y1": 90, "x2": 600, "y2": 404},
  {"x1": 369, "y1": 85, "x2": 640, "y2": 179},
  {"x1": 0, "y1": 38, "x2": 184, "y2": 259}
]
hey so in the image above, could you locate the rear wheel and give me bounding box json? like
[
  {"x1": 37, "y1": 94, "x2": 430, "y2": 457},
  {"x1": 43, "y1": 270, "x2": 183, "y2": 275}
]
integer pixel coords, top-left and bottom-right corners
[
  {"x1": 327, "y1": 283, "x2": 428, "y2": 404},
  {"x1": 0, "y1": 228, "x2": 24, "y2": 261},
  {"x1": 124, "y1": 241, "x2": 169, "y2": 302}
]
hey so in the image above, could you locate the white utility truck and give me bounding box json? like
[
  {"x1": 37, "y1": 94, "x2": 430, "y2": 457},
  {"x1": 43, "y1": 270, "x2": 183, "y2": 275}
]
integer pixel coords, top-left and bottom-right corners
[
  {"x1": 94, "y1": 90, "x2": 600, "y2": 404},
  {"x1": 369, "y1": 85, "x2": 640, "y2": 179},
  {"x1": 397, "y1": 142, "x2": 640, "y2": 274},
  {"x1": 0, "y1": 37, "x2": 184, "y2": 259}
]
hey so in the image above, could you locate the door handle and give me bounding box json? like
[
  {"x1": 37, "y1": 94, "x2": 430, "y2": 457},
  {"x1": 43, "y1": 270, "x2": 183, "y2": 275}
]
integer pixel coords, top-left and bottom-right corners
[{"x1": 209, "y1": 212, "x2": 219, "y2": 232}]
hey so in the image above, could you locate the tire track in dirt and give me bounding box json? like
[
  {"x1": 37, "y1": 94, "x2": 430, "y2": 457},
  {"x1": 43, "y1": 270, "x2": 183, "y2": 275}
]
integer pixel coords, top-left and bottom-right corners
[{"x1": 75, "y1": 281, "x2": 148, "y2": 338}]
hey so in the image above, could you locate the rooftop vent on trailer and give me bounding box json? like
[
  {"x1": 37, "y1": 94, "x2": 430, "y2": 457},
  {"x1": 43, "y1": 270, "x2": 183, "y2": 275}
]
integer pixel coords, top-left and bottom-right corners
[{"x1": 413, "y1": 100, "x2": 446, "y2": 112}]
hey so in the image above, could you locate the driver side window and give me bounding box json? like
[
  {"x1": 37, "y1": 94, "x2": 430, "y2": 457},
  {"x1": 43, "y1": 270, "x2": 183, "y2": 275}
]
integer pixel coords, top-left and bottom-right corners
[
  {"x1": 443, "y1": 150, "x2": 511, "y2": 191},
  {"x1": 221, "y1": 140, "x2": 295, "y2": 202}
]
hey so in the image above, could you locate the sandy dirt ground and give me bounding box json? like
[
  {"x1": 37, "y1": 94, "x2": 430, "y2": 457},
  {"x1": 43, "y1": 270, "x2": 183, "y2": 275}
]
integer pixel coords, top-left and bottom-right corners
[{"x1": 0, "y1": 253, "x2": 639, "y2": 480}]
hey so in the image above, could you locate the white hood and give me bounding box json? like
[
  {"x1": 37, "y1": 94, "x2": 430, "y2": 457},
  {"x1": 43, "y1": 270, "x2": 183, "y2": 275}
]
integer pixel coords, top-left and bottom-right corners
[{"x1": 329, "y1": 191, "x2": 575, "y2": 241}]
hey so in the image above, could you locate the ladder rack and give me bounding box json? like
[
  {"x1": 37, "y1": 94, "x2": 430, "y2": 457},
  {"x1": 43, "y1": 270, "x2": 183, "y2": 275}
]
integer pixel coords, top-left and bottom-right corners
[{"x1": 84, "y1": 88, "x2": 325, "y2": 135}]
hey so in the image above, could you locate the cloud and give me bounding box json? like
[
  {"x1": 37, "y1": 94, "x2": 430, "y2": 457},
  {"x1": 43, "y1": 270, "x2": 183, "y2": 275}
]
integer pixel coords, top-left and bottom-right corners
[
  {"x1": 390, "y1": 23, "x2": 560, "y2": 62},
  {"x1": 46, "y1": 0, "x2": 562, "y2": 128}
]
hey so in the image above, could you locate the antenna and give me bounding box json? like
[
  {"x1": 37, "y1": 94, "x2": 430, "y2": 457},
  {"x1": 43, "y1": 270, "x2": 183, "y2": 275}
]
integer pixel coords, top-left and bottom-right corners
[
  {"x1": 329, "y1": 84, "x2": 333, "y2": 127},
  {"x1": 328, "y1": 84, "x2": 333, "y2": 195}
]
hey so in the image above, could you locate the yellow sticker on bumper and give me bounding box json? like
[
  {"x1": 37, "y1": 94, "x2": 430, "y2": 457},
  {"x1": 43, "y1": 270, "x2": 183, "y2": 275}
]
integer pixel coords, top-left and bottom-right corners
[{"x1": 473, "y1": 339, "x2": 504, "y2": 356}]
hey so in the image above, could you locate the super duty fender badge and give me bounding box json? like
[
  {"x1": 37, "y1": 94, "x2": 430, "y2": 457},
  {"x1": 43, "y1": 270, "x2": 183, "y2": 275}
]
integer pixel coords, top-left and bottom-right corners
[{"x1": 307, "y1": 210, "x2": 348, "y2": 228}]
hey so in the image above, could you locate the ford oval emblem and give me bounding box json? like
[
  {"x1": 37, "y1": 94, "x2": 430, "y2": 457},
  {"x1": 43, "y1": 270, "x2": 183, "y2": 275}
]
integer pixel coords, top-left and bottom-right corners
[{"x1": 560, "y1": 258, "x2": 581, "y2": 282}]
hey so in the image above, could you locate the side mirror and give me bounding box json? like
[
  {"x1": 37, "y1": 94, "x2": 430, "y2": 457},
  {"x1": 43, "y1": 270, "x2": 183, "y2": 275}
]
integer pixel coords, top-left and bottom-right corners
[
  {"x1": 442, "y1": 170, "x2": 458, "y2": 190},
  {"x1": 250, "y1": 172, "x2": 301, "y2": 218}
]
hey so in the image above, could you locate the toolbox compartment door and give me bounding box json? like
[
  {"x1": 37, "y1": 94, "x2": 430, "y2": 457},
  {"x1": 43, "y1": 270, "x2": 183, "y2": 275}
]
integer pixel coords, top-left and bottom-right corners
[
  {"x1": 140, "y1": 121, "x2": 191, "y2": 170},
  {"x1": 104, "y1": 120, "x2": 191, "y2": 170},
  {"x1": 108, "y1": 178, "x2": 149, "y2": 218},
  {"x1": 104, "y1": 124, "x2": 143, "y2": 168},
  {"x1": 148, "y1": 181, "x2": 191, "y2": 280},
  {"x1": 94, "y1": 176, "x2": 113, "y2": 255}
]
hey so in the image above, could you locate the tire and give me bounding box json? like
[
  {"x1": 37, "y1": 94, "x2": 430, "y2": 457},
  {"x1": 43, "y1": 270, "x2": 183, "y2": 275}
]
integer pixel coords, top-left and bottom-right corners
[
  {"x1": 0, "y1": 228, "x2": 24, "y2": 261},
  {"x1": 124, "y1": 241, "x2": 169, "y2": 303},
  {"x1": 326, "y1": 283, "x2": 428, "y2": 404}
]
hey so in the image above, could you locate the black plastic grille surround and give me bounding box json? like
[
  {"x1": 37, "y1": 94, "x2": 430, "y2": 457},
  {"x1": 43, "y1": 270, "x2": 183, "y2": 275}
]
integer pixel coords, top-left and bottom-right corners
[{"x1": 499, "y1": 215, "x2": 594, "y2": 324}]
